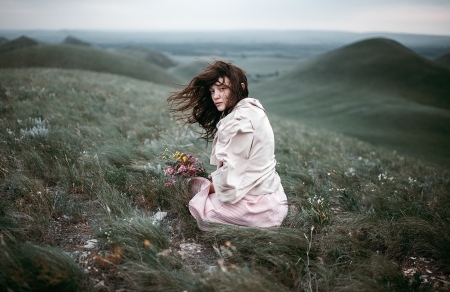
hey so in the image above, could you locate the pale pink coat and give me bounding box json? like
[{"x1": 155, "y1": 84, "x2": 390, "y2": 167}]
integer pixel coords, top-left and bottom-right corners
[{"x1": 189, "y1": 98, "x2": 288, "y2": 230}]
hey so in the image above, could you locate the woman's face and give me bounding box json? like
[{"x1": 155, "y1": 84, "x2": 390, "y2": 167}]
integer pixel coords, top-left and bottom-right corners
[{"x1": 209, "y1": 76, "x2": 232, "y2": 112}]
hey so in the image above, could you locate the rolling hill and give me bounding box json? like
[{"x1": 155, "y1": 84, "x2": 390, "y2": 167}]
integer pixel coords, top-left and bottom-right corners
[
  {"x1": 61, "y1": 35, "x2": 92, "y2": 47},
  {"x1": 116, "y1": 46, "x2": 177, "y2": 69},
  {"x1": 435, "y1": 51, "x2": 450, "y2": 67},
  {"x1": 0, "y1": 36, "x2": 38, "y2": 54},
  {"x1": 253, "y1": 38, "x2": 450, "y2": 166},
  {"x1": 0, "y1": 44, "x2": 182, "y2": 85},
  {"x1": 0, "y1": 37, "x2": 8, "y2": 45},
  {"x1": 168, "y1": 60, "x2": 209, "y2": 82}
]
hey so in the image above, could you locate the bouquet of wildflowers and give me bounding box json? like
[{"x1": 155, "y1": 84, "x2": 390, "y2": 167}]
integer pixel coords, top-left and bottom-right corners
[{"x1": 163, "y1": 150, "x2": 206, "y2": 186}]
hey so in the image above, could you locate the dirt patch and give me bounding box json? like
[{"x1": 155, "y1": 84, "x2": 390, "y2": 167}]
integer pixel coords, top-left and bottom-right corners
[{"x1": 401, "y1": 256, "x2": 450, "y2": 291}]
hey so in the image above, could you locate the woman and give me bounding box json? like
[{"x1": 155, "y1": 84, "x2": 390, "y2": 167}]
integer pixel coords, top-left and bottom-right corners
[{"x1": 168, "y1": 60, "x2": 287, "y2": 230}]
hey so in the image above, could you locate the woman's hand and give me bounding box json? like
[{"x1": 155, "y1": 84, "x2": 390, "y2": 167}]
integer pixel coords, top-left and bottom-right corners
[{"x1": 209, "y1": 182, "x2": 215, "y2": 194}]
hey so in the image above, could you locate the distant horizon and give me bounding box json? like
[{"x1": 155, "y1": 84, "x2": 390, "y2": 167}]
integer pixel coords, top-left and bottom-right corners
[{"x1": 1, "y1": 28, "x2": 450, "y2": 38}]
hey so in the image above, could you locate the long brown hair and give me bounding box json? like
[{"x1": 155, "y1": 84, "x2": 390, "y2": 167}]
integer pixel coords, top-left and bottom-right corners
[{"x1": 167, "y1": 60, "x2": 249, "y2": 141}]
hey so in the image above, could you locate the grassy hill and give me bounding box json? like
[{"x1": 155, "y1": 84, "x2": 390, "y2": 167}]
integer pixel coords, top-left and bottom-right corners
[
  {"x1": 116, "y1": 46, "x2": 177, "y2": 69},
  {"x1": 1, "y1": 67, "x2": 448, "y2": 291},
  {"x1": 0, "y1": 37, "x2": 8, "y2": 45},
  {"x1": 0, "y1": 35, "x2": 38, "y2": 54},
  {"x1": 253, "y1": 38, "x2": 450, "y2": 166},
  {"x1": 168, "y1": 59, "x2": 209, "y2": 82},
  {"x1": 0, "y1": 44, "x2": 182, "y2": 85},
  {"x1": 61, "y1": 35, "x2": 92, "y2": 47},
  {"x1": 435, "y1": 51, "x2": 450, "y2": 67}
]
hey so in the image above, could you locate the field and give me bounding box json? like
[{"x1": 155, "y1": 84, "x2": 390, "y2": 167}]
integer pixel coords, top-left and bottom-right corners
[{"x1": 1, "y1": 67, "x2": 449, "y2": 291}]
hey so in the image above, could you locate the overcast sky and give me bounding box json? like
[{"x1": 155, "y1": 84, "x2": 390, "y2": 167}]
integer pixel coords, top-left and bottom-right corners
[{"x1": 1, "y1": 0, "x2": 450, "y2": 35}]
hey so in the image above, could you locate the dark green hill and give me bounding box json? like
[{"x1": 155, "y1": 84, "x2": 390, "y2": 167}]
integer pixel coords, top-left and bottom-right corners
[
  {"x1": 253, "y1": 38, "x2": 450, "y2": 166},
  {"x1": 265, "y1": 38, "x2": 450, "y2": 109},
  {"x1": 116, "y1": 46, "x2": 177, "y2": 69},
  {"x1": 0, "y1": 36, "x2": 38, "y2": 54},
  {"x1": 0, "y1": 37, "x2": 8, "y2": 45},
  {"x1": 169, "y1": 60, "x2": 208, "y2": 82},
  {"x1": 62, "y1": 35, "x2": 91, "y2": 47},
  {"x1": 435, "y1": 51, "x2": 450, "y2": 67},
  {"x1": 0, "y1": 44, "x2": 182, "y2": 85}
]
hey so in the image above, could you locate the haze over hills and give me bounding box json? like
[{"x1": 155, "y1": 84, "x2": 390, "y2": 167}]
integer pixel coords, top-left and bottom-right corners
[
  {"x1": 253, "y1": 38, "x2": 450, "y2": 166},
  {"x1": 115, "y1": 46, "x2": 177, "y2": 69},
  {"x1": 0, "y1": 44, "x2": 182, "y2": 85},
  {"x1": 1, "y1": 29, "x2": 449, "y2": 59},
  {"x1": 1, "y1": 29, "x2": 449, "y2": 46},
  {"x1": 0, "y1": 36, "x2": 38, "y2": 54}
]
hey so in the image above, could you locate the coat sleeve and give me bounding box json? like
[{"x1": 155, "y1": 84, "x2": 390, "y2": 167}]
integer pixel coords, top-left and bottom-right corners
[{"x1": 211, "y1": 111, "x2": 255, "y2": 203}]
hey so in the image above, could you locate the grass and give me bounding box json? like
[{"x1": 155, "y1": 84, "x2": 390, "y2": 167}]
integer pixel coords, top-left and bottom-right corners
[
  {"x1": 0, "y1": 67, "x2": 449, "y2": 291},
  {"x1": 0, "y1": 238, "x2": 89, "y2": 292},
  {"x1": 0, "y1": 44, "x2": 182, "y2": 85},
  {"x1": 253, "y1": 38, "x2": 450, "y2": 167}
]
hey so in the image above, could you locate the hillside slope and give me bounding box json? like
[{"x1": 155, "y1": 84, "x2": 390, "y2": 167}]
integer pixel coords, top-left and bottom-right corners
[
  {"x1": 253, "y1": 38, "x2": 450, "y2": 166},
  {"x1": 116, "y1": 46, "x2": 177, "y2": 69},
  {"x1": 0, "y1": 36, "x2": 38, "y2": 54},
  {"x1": 0, "y1": 44, "x2": 182, "y2": 85},
  {"x1": 62, "y1": 35, "x2": 92, "y2": 47},
  {"x1": 168, "y1": 60, "x2": 209, "y2": 82},
  {"x1": 0, "y1": 37, "x2": 8, "y2": 45},
  {"x1": 435, "y1": 51, "x2": 450, "y2": 67}
]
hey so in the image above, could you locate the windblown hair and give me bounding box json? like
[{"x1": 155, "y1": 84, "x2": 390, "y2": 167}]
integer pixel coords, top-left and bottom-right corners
[{"x1": 167, "y1": 60, "x2": 249, "y2": 142}]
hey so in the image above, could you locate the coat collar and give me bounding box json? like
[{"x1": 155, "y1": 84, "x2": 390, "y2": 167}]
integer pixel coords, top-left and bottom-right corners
[{"x1": 232, "y1": 97, "x2": 266, "y2": 113}]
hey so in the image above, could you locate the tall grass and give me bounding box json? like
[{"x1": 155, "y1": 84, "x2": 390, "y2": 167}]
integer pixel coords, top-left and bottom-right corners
[{"x1": 0, "y1": 237, "x2": 89, "y2": 291}]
